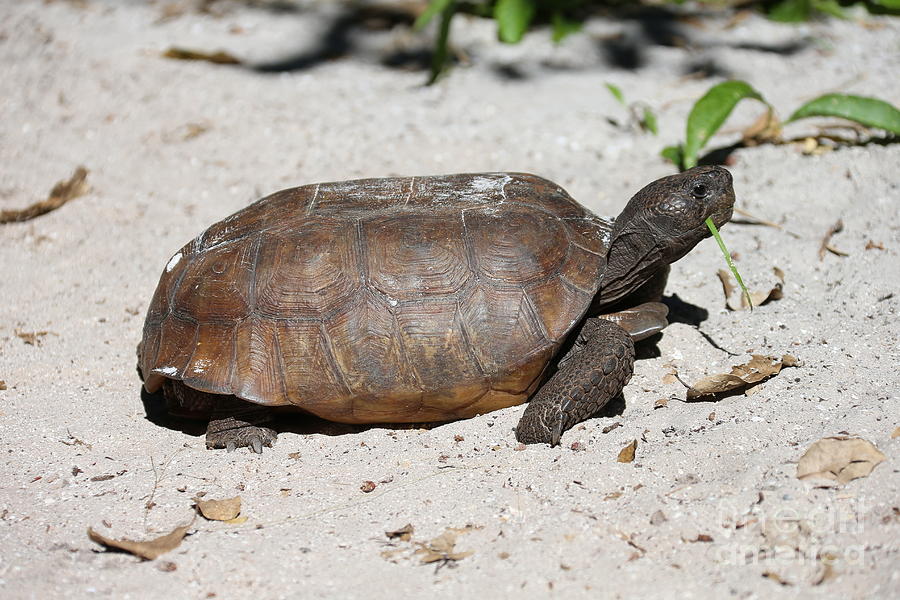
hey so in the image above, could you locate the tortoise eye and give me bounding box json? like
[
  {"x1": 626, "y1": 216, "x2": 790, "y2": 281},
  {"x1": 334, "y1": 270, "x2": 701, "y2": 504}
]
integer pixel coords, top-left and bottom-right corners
[{"x1": 691, "y1": 182, "x2": 709, "y2": 199}]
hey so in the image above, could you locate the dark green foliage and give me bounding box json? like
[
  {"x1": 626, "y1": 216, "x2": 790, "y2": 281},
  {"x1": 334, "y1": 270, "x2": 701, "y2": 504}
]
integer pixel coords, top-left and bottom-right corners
[
  {"x1": 663, "y1": 81, "x2": 900, "y2": 171},
  {"x1": 415, "y1": 1, "x2": 898, "y2": 83}
]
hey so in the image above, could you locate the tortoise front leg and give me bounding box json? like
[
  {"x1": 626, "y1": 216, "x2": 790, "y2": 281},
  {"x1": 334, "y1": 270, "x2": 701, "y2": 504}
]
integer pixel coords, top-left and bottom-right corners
[{"x1": 516, "y1": 318, "x2": 635, "y2": 446}]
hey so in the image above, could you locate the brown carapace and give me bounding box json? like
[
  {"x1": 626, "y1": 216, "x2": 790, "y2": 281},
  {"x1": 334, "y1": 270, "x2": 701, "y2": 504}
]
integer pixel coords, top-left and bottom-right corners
[{"x1": 139, "y1": 167, "x2": 735, "y2": 451}]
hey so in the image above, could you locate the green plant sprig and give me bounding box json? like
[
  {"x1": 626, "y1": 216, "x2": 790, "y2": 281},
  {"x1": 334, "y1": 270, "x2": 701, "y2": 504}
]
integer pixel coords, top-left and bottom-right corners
[{"x1": 706, "y1": 217, "x2": 753, "y2": 310}]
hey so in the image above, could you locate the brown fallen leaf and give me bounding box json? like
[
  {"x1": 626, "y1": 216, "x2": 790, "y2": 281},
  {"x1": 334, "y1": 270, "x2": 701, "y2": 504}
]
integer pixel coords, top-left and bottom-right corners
[
  {"x1": 0, "y1": 381, "x2": 6, "y2": 391},
  {"x1": 819, "y1": 219, "x2": 847, "y2": 260},
  {"x1": 195, "y1": 496, "x2": 241, "y2": 521},
  {"x1": 731, "y1": 207, "x2": 800, "y2": 238},
  {"x1": 163, "y1": 47, "x2": 241, "y2": 65},
  {"x1": 0, "y1": 166, "x2": 89, "y2": 224},
  {"x1": 718, "y1": 267, "x2": 784, "y2": 311},
  {"x1": 88, "y1": 524, "x2": 189, "y2": 560},
  {"x1": 386, "y1": 523, "x2": 414, "y2": 542},
  {"x1": 865, "y1": 240, "x2": 885, "y2": 251},
  {"x1": 892, "y1": 427, "x2": 900, "y2": 439},
  {"x1": 812, "y1": 562, "x2": 837, "y2": 586},
  {"x1": 686, "y1": 354, "x2": 798, "y2": 400},
  {"x1": 763, "y1": 570, "x2": 792, "y2": 586},
  {"x1": 16, "y1": 330, "x2": 51, "y2": 346},
  {"x1": 617, "y1": 440, "x2": 637, "y2": 463},
  {"x1": 796, "y1": 437, "x2": 885, "y2": 485},
  {"x1": 742, "y1": 109, "x2": 782, "y2": 146},
  {"x1": 653, "y1": 397, "x2": 668, "y2": 409},
  {"x1": 415, "y1": 527, "x2": 474, "y2": 565},
  {"x1": 360, "y1": 480, "x2": 377, "y2": 493}
]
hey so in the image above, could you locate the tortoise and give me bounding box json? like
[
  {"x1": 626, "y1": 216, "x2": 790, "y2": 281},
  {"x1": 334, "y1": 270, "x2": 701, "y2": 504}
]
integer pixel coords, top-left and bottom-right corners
[{"x1": 138, "y1": 166, "x2": 734, "y2": 452}]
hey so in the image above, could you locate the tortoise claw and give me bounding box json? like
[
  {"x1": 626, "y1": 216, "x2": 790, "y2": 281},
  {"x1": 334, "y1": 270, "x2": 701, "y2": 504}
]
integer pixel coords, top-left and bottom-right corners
[
  {"x1": 550, "y1": 418, "x2": 564, "y2": 448},
  {"x1": 226, "y1": 441, "x2": 236, "y2": 453},
  {"x1": 250, "y1": 437, "x2": 263, "y2": 454}
]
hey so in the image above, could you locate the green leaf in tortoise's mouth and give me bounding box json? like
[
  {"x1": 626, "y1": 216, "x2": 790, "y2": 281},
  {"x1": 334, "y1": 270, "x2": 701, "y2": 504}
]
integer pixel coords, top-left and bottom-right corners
[{"x1": 706, "y1": 217, "x2": 752, "y2": 310}]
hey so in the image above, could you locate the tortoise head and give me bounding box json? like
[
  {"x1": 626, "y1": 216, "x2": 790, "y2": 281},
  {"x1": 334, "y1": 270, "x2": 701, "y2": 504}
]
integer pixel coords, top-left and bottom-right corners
[{"x1": 598, "y1": 166, "x2": 735, "y2": 307}]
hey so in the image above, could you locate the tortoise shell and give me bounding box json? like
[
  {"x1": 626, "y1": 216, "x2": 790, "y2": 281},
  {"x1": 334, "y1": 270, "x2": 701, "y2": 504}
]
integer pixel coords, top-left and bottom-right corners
[{"x1": 140, "y1": 173, "x2": 613, "y2": 424}]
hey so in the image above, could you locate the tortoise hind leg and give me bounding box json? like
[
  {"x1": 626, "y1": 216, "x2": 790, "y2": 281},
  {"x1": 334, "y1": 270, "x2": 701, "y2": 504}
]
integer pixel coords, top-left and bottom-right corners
[
  {"x1": 516, "y1": 318, "x2": 635, "y2": 446},
  {"x1": 161, "y1": 380, "x2": 276, "y2": 453},
  {"x1": 206, "y1": 396, "x2": 277, "y2": 453}
]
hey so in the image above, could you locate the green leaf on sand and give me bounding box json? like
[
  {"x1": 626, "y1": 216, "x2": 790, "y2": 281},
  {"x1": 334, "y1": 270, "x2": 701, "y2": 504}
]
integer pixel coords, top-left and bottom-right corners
[
  {"x1": 605, "y1": 83, "x2": 626, "y2": 106},
  {"x1": 495, "y1": 0, "x2": 536, "y2": 44},
  {"x1": 415, "y1": 0, "x2": 453, "y2": 30},
  {"x1": 683, "y1": 81, "x2": 768, "y2": 169},
  {"x1": 551, "y1": 13, "x2": 582, "y2": 43},
  {"x1": 786, "y1": 93, "x2": 900, "y2": 134}
]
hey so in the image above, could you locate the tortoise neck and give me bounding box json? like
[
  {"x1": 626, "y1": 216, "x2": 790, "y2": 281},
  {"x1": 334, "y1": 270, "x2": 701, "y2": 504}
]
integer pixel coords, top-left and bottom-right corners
[{"x1": 595, "y1": 222, "x2": 667, "y2": 308}]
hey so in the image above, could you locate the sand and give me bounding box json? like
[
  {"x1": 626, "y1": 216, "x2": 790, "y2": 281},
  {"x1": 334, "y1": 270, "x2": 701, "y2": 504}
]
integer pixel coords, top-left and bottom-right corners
[{"x1": 1, "y1": 1, "x2": 898, "y2": 598}]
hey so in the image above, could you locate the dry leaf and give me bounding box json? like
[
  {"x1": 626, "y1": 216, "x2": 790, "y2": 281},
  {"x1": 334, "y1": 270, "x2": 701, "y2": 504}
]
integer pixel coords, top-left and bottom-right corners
[
  {"x1": 16, "y1": 330, "x2": 51, "y2": 346},
  {"x1": 718, "y1": 267, "x2": 784, "y2": 311},
  {"x1": 865, "y1": 240, "x2": 885, "y2": 251},
  {"x1": 653, "y1": 397, "x2": 668, "y2": 409},
  {"x1": 686, "y1": 354, "x2": 797, "y2": 400},
  {"x1": 892, "y1": 427, "x2": 900, "y2": 439},
  {"x1": 195, "y1": 496, "x2": 241, "y2": 521},
  {"x1": 415, "y1": 527, "x2": 475, "y2": 564},
  {"x1": 812, "y1": 562, "x2": 837, "y2": 586},
  {"x1": 763, "y1": 570, "x2": 792, "y2": 586},
  {"x1": 0, "y1": 381, "x2": 6, "y2": 391},
  {"x1": 386, "y1": 523, "x2": 414, "y2": 542},
  {"x1": 360, "y1": 480, "x2": 377, "y2": 493},
  {"x1": 88, "y1": 525, "x2": 189, "y2": 560},
  {"x1": 617, "y1": 440, "x2": 637, "y2": 463},
  {"x1": 163, "y1": 47, "x2": 241, "y2": 65},
  {"x1": 819, "y1": 220, "x2": 847, "y2": 260},
  {"x1": 0, "y1": 166, "x2": 89, "y2": 224},
  {"x1": 742, "y1": 109, "x2": 782, "y2": 146},
  {"x1": 796, "y1": 437, "x2": 885, "y2": 484}
]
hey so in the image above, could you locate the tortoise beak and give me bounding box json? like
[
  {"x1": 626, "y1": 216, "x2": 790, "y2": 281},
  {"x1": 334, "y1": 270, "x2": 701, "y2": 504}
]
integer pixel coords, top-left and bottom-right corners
[{"x1": 710, "y1": 168, "x2": 735, "y2": 230}]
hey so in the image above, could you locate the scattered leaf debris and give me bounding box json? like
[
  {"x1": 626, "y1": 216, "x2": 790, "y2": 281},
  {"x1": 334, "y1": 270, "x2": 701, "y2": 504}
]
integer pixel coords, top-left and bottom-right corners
[
  {"x1": 0, "y1": 166, "x2": 89, "y2": 224},
  {"x1": 385, "y1": 523, "x2": 414, "y2": 542},
  {"x1": 796, "y1": 437, "x2": 885, "y2": 485},
  {"x1": 763, "y1": 570, "x2": 792, "y2": 586},
  {"x1": 602, "y1": 422, "x2": 622, "y2": 434},
  {"x1": 653, "y1": 397, "x2": 668, "y2": 409},
  {"x1": 360, "y1": 480, "x2": 377, "y2": 493},
  {"x1": 162, "y1": 47, "x2": 241, "y2": 65},
  {"x1": 16, "y1": 330, "x2": 51, "y2": 346},
  {"x1": 865, "y1": 240, "x2": 885, "y2": 251},
  {"x1": 891, "y1": 427, "x2": 900, "y2": 439},
  {"x1": 415, "y1": 527, "x2": 476, "y2": 565},
  {"x1": 617, "y1": 440, "x2": 637, "y2": 463},
  {"x1": 649, "y1": 510, "x2": 667, "y2": 525},
  {"x1": 0, "y1": 381, "x2": 6, "y2": 390},
  {"x1": 718, "y1": 266, "x2": 783, "y2": 311},
  {"x1": 87, "y1": 524, "x2": 190, "y2": 560},
  {"x1": 819, "y1": 219, "x2": 848, "y2": 260},
  {"x1": 685, "y1": 354, "x2": 798, "y2": 400},
  {"x1": 731, "y1": 207, "x2": 800, "y2": 237},
  {"x1": 195, "y1": 496, "x2": 241, "y2": 521}
]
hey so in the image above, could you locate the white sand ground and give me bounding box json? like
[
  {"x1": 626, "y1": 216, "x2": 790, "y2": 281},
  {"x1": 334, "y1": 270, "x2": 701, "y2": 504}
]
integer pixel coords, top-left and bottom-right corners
[{"x1": 1, "y1": 1, "x2": 898, "y2": 598}]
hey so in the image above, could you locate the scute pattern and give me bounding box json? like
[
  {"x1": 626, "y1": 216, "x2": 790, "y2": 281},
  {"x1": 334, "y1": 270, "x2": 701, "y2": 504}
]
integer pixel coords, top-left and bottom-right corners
[
  {"x1": 364, "y1": 214, "x2": 471, "y2": 300},
  {"x1": 173, "y1": 240, "x2": 255, "y2": 321},
  {"x1": 464, "y1": 206, "x2": 568, "y2": 284},
  {"x1": 141, "y1": 172, "x2": 611, "y2": 422},
  {"x1": 255, "y1": 218, "x2": 360, "y2": 318}
]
